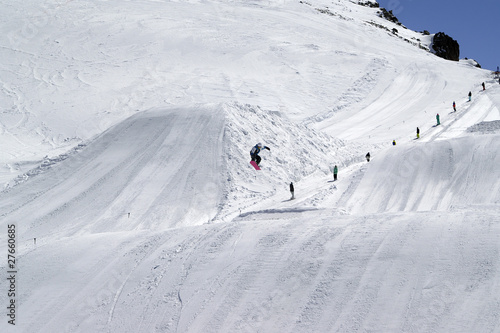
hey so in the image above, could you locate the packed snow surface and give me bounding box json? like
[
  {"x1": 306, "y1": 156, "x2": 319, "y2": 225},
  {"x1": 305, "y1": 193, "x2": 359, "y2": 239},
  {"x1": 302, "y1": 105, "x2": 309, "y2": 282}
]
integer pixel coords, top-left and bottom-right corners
[{"x1": 1, "y1": 0, "x2": 500, "y2": 332}]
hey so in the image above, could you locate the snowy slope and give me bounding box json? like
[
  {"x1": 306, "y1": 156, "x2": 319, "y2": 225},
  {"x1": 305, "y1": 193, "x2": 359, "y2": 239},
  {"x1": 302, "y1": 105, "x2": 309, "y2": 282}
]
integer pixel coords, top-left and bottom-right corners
[
  {"x1": 1, "y1": 0, "x2": 500, "y2": 332},
  {"x1": 7, "y1": 209, "x2": 500, "y2": 333},
  {"x1": 1, "y1": 0, "x2": 489, "y2": 186},
  {"x1": 1, "y1": 106, "x2": 226, "y2": 236},
  {"x1": 345, "y1": 134, "x2": 500, "y2": 213}
]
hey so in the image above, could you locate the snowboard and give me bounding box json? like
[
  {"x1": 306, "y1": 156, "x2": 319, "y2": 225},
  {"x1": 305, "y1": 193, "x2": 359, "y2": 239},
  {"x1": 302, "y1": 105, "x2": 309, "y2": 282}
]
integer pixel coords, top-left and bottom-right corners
[{"x1": 250, "y1": 160, "x2": 261, "y2": 170}]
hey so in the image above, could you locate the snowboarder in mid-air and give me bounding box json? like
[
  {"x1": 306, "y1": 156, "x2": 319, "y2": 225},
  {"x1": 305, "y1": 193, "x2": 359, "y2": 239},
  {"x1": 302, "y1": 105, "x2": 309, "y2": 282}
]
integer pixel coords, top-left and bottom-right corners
[{"x1": 250, "y1": 142, "x2": 270, "y2": 166}]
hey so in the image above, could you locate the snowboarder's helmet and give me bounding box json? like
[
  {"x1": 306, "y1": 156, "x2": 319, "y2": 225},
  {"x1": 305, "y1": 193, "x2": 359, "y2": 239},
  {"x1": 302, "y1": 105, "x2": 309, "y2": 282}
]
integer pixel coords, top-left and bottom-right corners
[{"x1": 257, "y1": 142, "x2": 262, "y2": 148}]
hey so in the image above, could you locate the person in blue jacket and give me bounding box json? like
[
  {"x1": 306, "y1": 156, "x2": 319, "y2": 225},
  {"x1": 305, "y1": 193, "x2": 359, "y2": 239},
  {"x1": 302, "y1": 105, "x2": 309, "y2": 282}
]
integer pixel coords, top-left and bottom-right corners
[{"x1": 250, "y1": 142, "x2": 270, "y2": 166}]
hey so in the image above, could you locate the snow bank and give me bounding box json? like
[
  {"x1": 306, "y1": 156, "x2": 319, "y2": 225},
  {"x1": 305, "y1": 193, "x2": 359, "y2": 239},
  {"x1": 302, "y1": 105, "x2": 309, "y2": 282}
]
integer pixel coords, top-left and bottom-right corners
[{"x1": 345, "y1": 134, "x2": 500, "y2": 213}]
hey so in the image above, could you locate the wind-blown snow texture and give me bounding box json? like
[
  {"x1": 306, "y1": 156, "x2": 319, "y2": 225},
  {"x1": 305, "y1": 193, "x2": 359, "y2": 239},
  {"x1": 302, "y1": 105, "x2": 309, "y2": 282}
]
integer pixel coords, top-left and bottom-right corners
[{"x1": 1, "y1": 0, "x2": 500, "y2": 332}]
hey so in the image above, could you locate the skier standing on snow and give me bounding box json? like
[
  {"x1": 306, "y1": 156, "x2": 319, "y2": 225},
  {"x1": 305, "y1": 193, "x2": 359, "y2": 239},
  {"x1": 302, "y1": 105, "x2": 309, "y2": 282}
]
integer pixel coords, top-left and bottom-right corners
[
  {"x1": 393, "y1": 140, "x2": 396, "y2": 146},
  {"x1": 453, "y1": 101, "x2": 456, "y2": 112},
  {"x1": 366, "y1": 152, "x2": 371, "y2": 162},
  {"x1": 468, "y1": 91, "x2": 472, "y2": 102},
  {"x1": 436, "y1": 113, "x2": 440, "y2": 125},
  {"x1": 289, "y1": 182, "x2": 294, "y2": 200},
  {"x1": 333, "y1": 165, "x2": 338, "y2": 181},
  {"x1": 250, "y1": 142, "x2": 270, "y2": 166},
  {"x1": 482, "y1": 82, "x2": 485, "y2": 90},
  {"x1": 416, "y1": 127, "x2": 420, "y2": 139}
]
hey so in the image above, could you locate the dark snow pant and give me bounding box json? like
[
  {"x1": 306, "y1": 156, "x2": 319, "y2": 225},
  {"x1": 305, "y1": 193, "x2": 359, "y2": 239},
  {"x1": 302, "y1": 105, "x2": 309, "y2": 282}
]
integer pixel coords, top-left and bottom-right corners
[
  {"x1": 252, "y1": 155, "x2": 261, "y2": 165},
  {"x1": 334, "y1": 173, "x2": 337, "y2": 181}
]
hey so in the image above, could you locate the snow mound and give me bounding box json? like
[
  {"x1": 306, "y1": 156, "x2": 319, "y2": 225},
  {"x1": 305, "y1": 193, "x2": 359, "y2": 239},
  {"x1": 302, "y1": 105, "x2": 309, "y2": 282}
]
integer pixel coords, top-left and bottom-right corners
[
  {"x1": 345, "y1": 135, "x2": 500, "y2": 213},
  {"x1": 0, "y1": 106, "x2": 227, "y2": 237}
]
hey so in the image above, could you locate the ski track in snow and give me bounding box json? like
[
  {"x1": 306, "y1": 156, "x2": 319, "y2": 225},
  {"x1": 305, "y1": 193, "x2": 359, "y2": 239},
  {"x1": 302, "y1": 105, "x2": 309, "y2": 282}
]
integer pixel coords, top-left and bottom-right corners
[{"x1": 1, "y1": 0, "x2": 500, "y2": 332}]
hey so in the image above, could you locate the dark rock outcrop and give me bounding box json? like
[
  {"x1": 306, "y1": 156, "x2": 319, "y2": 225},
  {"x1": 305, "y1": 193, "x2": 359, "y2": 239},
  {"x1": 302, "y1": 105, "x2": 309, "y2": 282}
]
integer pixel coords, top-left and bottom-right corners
[
  {"x1": 358, "y1": 1, "x2": 379, "y2": 8},
  {"x1": 378, "y1": 8, "x2": 401, "y2": 25},
  {"x1": 431, "y1": 32, "x2": 460, "y2": 61}
]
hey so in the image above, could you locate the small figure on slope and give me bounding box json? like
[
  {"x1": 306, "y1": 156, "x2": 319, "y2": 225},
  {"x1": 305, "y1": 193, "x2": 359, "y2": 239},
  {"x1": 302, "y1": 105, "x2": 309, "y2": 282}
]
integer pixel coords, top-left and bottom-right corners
[
  {"x1": 482, "y1": 82, "x2": 486, "y2": 91},
  {"x1": 436, "y1": 113, "x2": 440, "y2": 126},
  {"x1": 250, "y1": 142, "x2": 270, "y2": 166},
  {"x1": 468, "y1": 91, "x2": 472, "y2": 102},
  {"x1": 453, "y1": 101, "x2": 456, "y2": 112},
  {"x1": 289, "y1": 182, "x2": 295, "y2": 200},
  {"x1": 416, "y1": 127, "x2": 420, "y2": 139},
  {"x1": 366, "y1": 152, "x2": 371, "y2": 162},
  {"x1": 333, "y1": 165, "x2": 338, "y2": 181},
  {"x1": 393, "y1": 140, "x2": 396, "y2": 146}
]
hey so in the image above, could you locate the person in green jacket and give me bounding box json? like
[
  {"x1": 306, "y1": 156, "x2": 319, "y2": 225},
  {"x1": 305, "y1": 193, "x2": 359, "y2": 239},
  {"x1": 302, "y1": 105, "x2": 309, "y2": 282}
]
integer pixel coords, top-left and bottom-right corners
[
  {"x1": 333, "y1": 165, "x2": 338, "y2": 181},
  {"x1": 436, "y1": 113, "x2": 440, "y2": 125}
]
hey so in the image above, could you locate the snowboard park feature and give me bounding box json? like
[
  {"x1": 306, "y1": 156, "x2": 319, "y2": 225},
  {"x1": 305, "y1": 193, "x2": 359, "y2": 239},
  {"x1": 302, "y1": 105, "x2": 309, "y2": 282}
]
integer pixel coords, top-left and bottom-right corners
[{"x1": 1, "y1": 0, "x2": 500, "y2": 332}]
